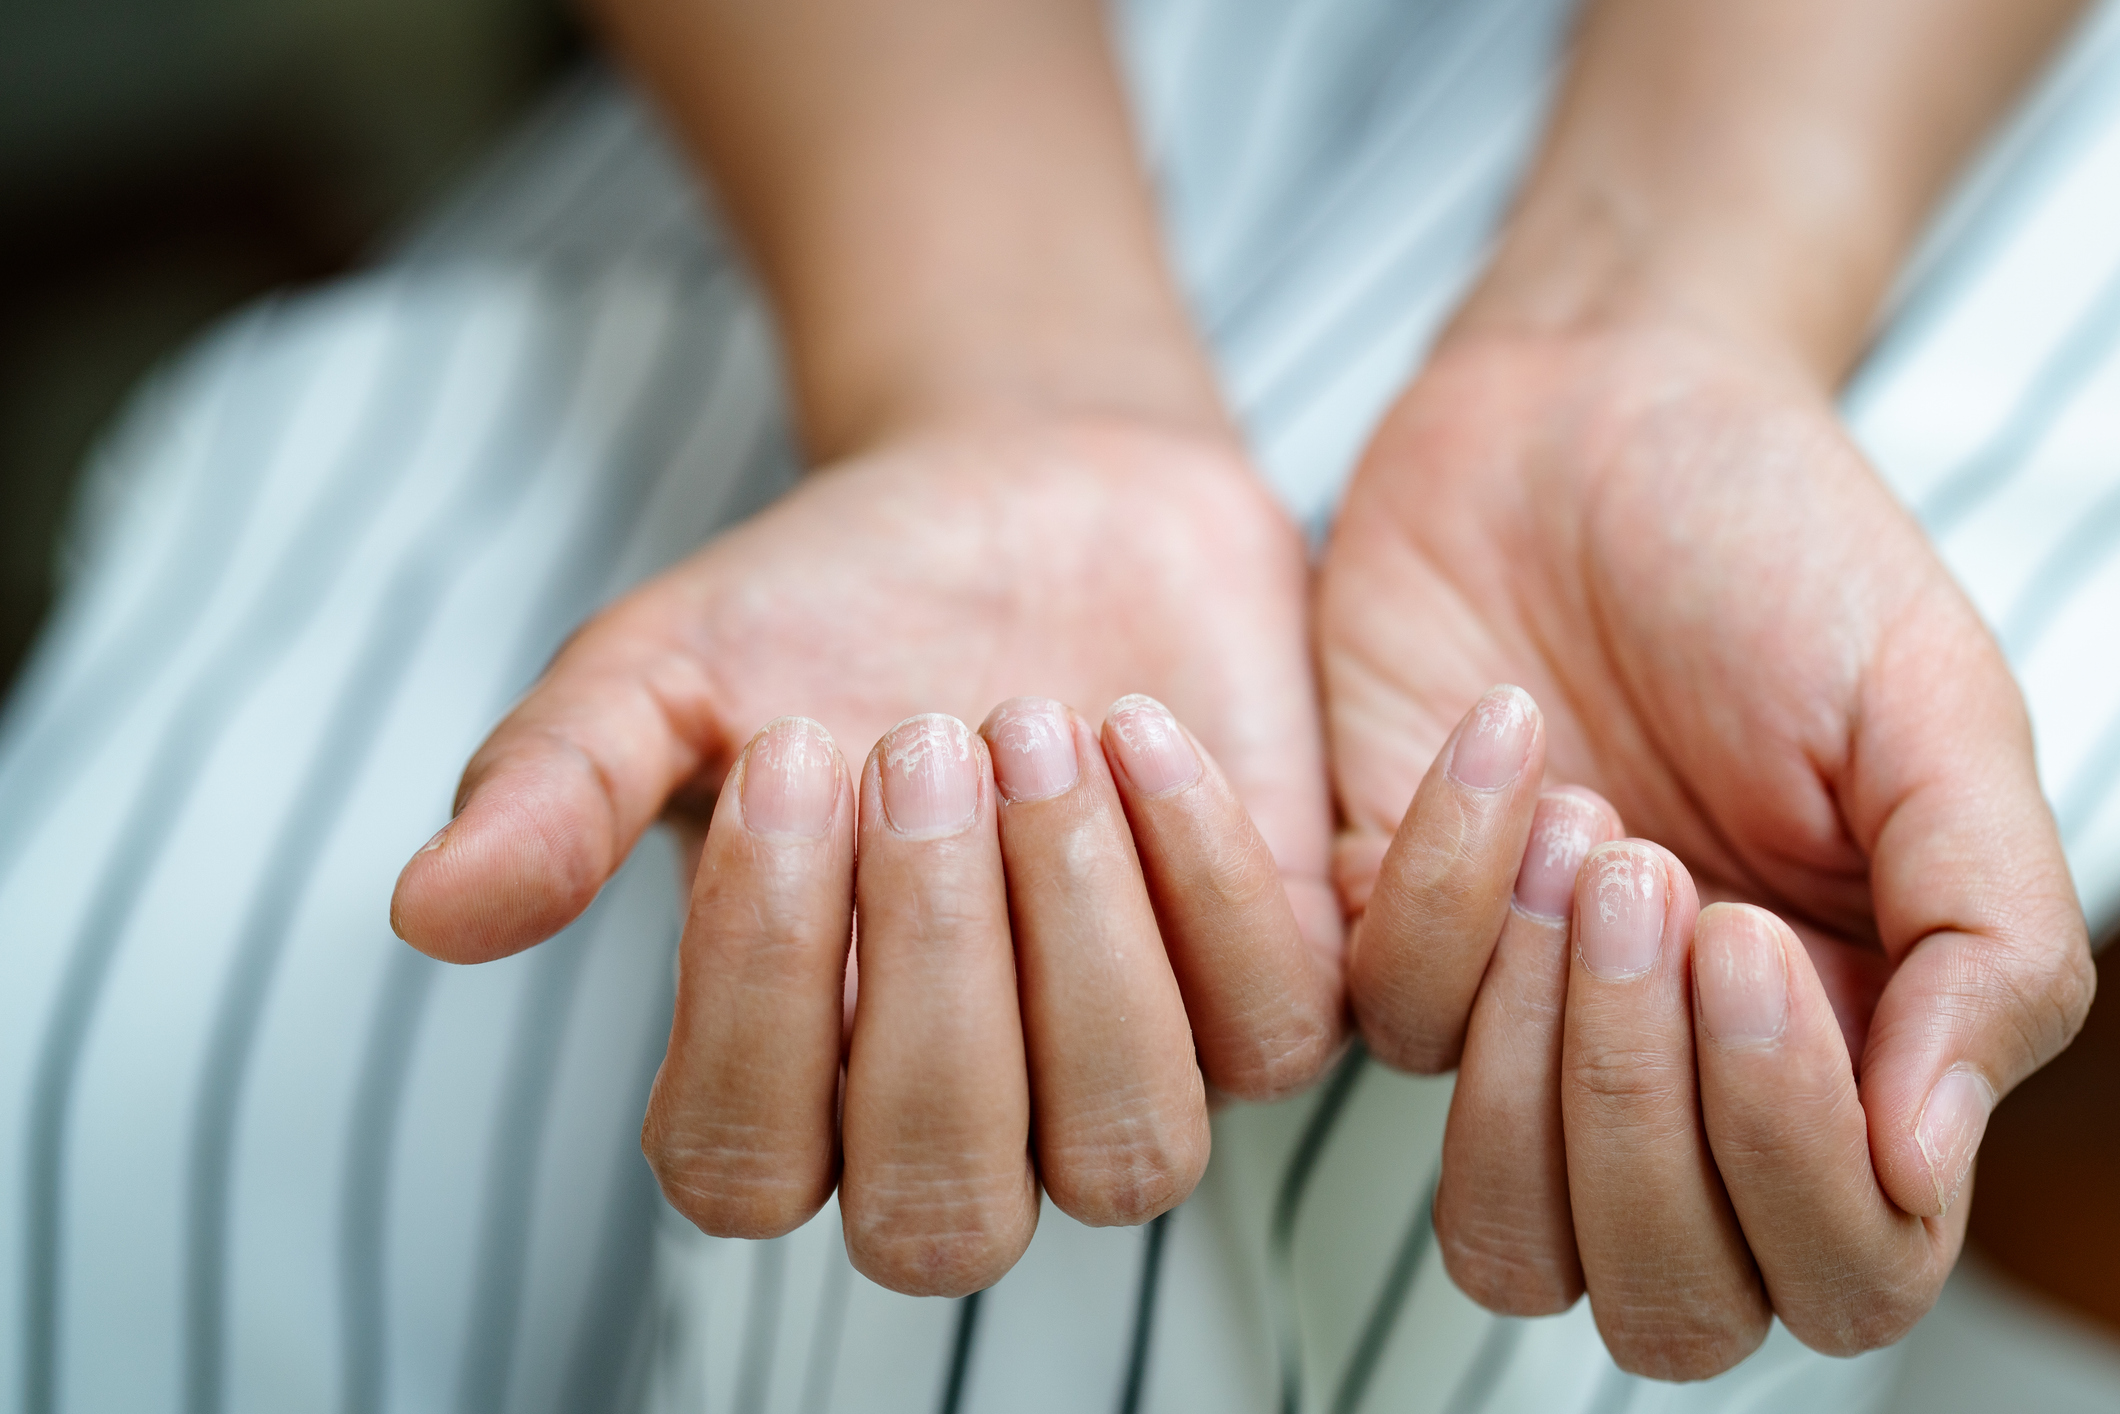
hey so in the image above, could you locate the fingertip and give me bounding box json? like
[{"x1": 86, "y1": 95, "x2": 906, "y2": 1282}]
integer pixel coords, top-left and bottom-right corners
[
  {"x1": 1693, "y1": 903, "x2": 1793, "y2": 1049},
  {"x1": 390, "y1": 785, "x2": 604, "y2": 964},
  {"x1": 737, "y1": 715, "x2": 847, "y2": 838},
  {"x1": 1102, "y1": 694, "x2": 1204, "y2": 797},
  {"x1": 1511, "y1": 789, "x2": 1621, "y2": 919},
  {"x1": 1444, "y1": 684, "x2": 1543, "y2": 792},
  {"x1": 866, "y1": 713, "x2": 990, "y2": 838},
  {"x1": 979, "y1": 696, "x2": 1082, "y2": 804}
]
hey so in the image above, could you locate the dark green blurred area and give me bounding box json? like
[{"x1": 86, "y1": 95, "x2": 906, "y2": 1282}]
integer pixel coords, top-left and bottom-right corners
[{"x1": 0, "y1": 0, "x2": 582, "y2": 698}]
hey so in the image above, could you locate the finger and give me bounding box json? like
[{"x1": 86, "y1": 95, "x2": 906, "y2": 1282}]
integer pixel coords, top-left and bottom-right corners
[
  {"x1": 1845, "y1": 620, "x2": 2094, "y2": 1216},
  {"x1": 981, "y1": 699, "x2": 1208, "y2": 1225},
  {"x1": 1436, "y1": 788, "x2": 1620, "y2": 1315},
  {"x1": 1693, "y1": 903, "x2": 1960, "y2": 1354},
  {"x1": 1563, "y1": 841, "x2": 1768, "y2": 1379},
  {"x1": 642, "y1": 718, "x2": 854, "y2": 1238},
  {"x1": 392, "y1": 589, "x2": 727, "y2": 962},
  {"x1": 1349, "y1": 685, "x2": 1547, "y2": 1073},
  {"x1": 841, "y1": 715, "x2": 1037, "y2": 1295},
  {"x1": 1102, "y1": 695, "x2": 1338, "y2": 1101}
]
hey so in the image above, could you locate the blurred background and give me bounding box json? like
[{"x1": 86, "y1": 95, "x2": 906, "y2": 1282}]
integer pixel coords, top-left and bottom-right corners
[
  {"x1": 0, "y1": 0, "x2": 582, "y2": 697},
  {"x1": 2, "y1": 3, "x2": 2116, "y2": 1406}
]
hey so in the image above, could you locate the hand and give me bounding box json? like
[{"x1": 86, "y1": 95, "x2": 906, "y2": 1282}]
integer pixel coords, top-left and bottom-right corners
[
  {"x1": 390, "y1": 418, "x2": 1343, "y2": 1293},
  {"x1": 1319, "y1": 326, "x2": 2094, "y2": 1377}
]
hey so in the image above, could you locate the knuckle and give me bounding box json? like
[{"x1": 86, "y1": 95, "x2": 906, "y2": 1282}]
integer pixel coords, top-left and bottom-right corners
[{"x1": 1567, "y1": 1043, "x2": 1691, "y2": 1114}]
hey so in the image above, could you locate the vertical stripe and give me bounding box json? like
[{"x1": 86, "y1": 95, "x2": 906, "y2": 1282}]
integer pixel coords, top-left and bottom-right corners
[
  {"x1": 0, "y1": 301, "x2": 302, "y2": 888},
  {"x1": 2000, "y1": 474, "x2": 2120, "y2": 655},
  {"x1": 326, "y1": 274, "x2": 599, "y2": 1414},
  {"x1": 936, "y1": 1293, "x2": 984, "y2": 1414},
  {"x1": 1435, "y1": 1317, "x2": 1519, "y2": 1414},
  {"x1": 1848, "y1": 10, "x2": 2120, "y2": 410},
  {"x1": 556, "y1": 980, "x2": 679, "y2": 1414},
  {"x1": 20, "y1": 286, "x2": 441, "y2": 1414},
  {"x1": 1916, "y1": 262, "x2": 2120, "y2": 534},
  {"x1": 1240, "y1": 99, "x2": 1545, "y2": 435},
  {"x1": 338, "y1": 947, "x2": 438, "y2": 1414},
  {"x1": 334, "y1": 269, "x2": 766, "y2": 1411},
  {"x1": 181, "y1": 292, "x2": 474, "y2": 1414},
  {"x1": 1205, "y1": 0, "x2": 1557, "y2": 338},
  {"x1": 731, "y1": 1239, "x2": 788, "y2": 1414},
  {"x1": 1115, "y1": 1210, "x2": 1173, "y2": 1414},
  {"x1": 454, "y1": 911, "x2": 607, "y2": 1414},
  {"x1": 1327, "y1": 1170, "x2": 1439, "y2": 1414},
  {"x1": 449, "y1": 277, "x2": 749, "y2": 1412},
  {"x1": 2059, "y1": 705, "x2": 2120, "y2": 839},
  {"x1": 1268, "y1": 1045, "x2": 1369, "y2": 1414},
  {"x1": 794, "y1": 1236, "x2": 853, "y2": 1414}
]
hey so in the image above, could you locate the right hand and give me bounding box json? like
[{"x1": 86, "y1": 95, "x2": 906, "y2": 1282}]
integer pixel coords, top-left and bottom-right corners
[
  {"x1": 389, "y1": 417, "x2": 1344, "y2": 1294},
  {"x1": 1321, "y1": 328, "x2": 2093, "y2": 1376}
]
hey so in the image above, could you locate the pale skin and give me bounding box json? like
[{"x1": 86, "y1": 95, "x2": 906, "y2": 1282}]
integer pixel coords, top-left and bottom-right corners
[{"x1": 388, "y1": 0, "x2": 2097, "y2": 1378}]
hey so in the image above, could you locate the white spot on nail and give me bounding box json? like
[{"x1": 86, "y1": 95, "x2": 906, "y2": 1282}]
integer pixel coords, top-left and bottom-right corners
[
  {"x1": 884, "y1": 714, "x2": 971, "y2": 777},
  {"x1": 1474, "y1": 688, "x2": 1532, "y2": 740},
  {"x1": 1592, "y1": 849, "x2": 1656, "y2": 923}
]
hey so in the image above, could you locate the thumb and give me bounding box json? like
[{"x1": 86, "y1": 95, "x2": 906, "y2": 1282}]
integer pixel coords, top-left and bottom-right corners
[
  {"x1": 1846, "y1": 611, "x2": 2094, "y2": 1217},
  {"x1": 391, "y1": 585, "x2": 732, "y2": 963}
]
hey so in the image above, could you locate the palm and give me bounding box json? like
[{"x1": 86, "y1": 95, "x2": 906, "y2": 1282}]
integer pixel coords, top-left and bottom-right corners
[
  {"x1": 1320, "y1": 328, "x2": 2022, "y2": 1035},
  {"x1": 625, "y1": 419, "x2": 1337, "y2": 940}
]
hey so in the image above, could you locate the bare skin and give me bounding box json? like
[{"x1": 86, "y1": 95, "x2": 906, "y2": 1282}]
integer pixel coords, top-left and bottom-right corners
[
  {"x1": 393, "y1": 0, "x2": 2098, "y2": 1369},
  {"x1": 1332, "y1": 0, "x2": 2094, "y2": 1378}
]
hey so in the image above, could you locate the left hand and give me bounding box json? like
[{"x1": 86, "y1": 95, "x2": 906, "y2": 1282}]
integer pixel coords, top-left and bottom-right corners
[{"x1": 1318, "y1": 322, "x2": 2094, "y2": 1378}]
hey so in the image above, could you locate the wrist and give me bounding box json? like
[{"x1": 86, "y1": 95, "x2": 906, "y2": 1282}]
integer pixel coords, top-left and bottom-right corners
[
  {"x1": 1441, "y1": 167, "x2": 1899, "y2": 391},
  {"x1": 788, "y1": 278, "x2": 1233, "y2": 464},
  {"x1": 1441, "y1": 0, "x2": 2086, "y2": 390}
]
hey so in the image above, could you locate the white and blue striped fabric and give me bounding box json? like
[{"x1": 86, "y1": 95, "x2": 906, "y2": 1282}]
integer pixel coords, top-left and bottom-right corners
[{"x1": 3, "y1": 1, "x2": 2120, "y2": 1411}]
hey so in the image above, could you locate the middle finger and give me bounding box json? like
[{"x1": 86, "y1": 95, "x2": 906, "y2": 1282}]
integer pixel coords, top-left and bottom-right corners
[
  {"x1": 1562, "y1": 840, "x2": 1769, "y2": 1379},
  {"x1": 842, "y1": 714, "x2": 1037, "y2": 1296},
  {"x1": 981, "y1": 698, "x2": 1208, "y2": 1227}
]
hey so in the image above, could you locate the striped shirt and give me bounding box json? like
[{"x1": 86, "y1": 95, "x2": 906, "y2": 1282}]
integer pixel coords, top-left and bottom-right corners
[{"x1": 3, "y1": 1, "x2": 2119, "y2": 1410}]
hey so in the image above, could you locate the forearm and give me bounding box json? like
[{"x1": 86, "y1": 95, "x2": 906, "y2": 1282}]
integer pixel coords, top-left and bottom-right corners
[
  {"x1": 589, "y1": 0, "x2": 1224, "y2": 460},
  {"x1": 1451, "y1": 0, "x2": 2088, "y2": 384}
]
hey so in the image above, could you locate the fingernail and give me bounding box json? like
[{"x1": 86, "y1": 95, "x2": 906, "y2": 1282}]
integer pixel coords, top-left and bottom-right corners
[
  {"x1": 1106, "y1": 694, "x2": 1201, "y2": 795},
  {"x1": 1577, "y1": 843, "x2": 1666, "y2": 980},
  {"x1": 877, "y1": 714, "x2": 981, "y2": 836},
  {"x1": 1448, "y1": 685, "x2": 1537, "y2": 791},
  {"x1": 1695, "y1": 905, "x2": 1788, "y2": 1045},
  {"x1": 982, "y1": 698, "x2": 1079, "y2": 802},
  {"x1": 416, "y1": 821, "x2": 452, "y2": 856},
  {"x1": 740, "y1": 717, "x2": 839, "y2": 837},
  {"x1": 1916, "y1": 1066, "x2": 1996, "y2": 1214},
  {"x1": 1513, "y1": 793, "x2": 1603, "y2": 919}
]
